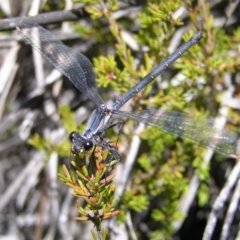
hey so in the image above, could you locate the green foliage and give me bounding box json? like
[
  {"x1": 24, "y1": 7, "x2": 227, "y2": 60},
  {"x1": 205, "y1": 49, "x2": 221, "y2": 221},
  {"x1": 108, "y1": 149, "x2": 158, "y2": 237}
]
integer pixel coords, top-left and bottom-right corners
[
  {"x1": 122, "y1": 190, "x2": 149, "y2": 212},
  {"x1": 198, "y1": 182, "x2": 210, "y2": 206},
  {"x1": 140, "y1": 1, "x2": 183, "y2": 26},
  {"x1": 93, "y1": 55, "x2": 131, "y2": 91},
  {"x1": 59, "y1": 147, "x2": 119, "y2": 232},
  {"x1": 150, "y1": 198, "x2": 184, "y2": 239},
  {"x1": 28, "y1": 133, "x2": 52, "y2": 157},
  {"x1": 138, "y1": 1, "x2": 183, "y2": 56}
]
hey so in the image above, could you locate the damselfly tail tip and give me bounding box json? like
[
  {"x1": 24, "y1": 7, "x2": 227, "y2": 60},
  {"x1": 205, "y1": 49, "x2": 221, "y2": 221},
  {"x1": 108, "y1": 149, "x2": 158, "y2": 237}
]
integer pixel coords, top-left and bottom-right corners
[{"x1": 194, "y1": 31, "x2": 203, "y2": 41}]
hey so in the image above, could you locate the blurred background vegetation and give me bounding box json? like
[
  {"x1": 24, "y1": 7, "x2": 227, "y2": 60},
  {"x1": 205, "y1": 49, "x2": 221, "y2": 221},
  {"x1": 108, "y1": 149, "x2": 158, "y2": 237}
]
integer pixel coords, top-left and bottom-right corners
[{"x1": 0, "y1": 0, "x2": 239, "y2": 239}]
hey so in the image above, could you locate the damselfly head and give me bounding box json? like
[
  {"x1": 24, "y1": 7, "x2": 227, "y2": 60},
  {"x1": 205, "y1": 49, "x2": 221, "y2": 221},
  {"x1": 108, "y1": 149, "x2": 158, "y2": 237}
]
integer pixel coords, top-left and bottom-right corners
[
  {"x1": 69, "y1": 131, "x2": 94, "y2": 153},
  {"x1": 69, "y1": 131, "x2": 84, "y2": 154}
]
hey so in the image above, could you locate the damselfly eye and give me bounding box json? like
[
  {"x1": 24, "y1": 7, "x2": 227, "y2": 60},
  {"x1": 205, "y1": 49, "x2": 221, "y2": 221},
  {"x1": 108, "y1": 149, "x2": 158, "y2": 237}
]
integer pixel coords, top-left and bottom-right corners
[
  {"x1": 69, "y1": 131, "x2": 78, "y2": 142},
  {"x1": 84, "y1": 141, "x2": 94, "y2": 151}
]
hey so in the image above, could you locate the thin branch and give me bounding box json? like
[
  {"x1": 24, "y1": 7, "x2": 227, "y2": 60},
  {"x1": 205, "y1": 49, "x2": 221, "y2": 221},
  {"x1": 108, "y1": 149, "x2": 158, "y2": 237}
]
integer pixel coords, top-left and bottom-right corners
[
  {"x1": 203, "y1": 160, "x2": 240, "y2": 240},
  {"x1": 0, "y1": 45, "x2": 20, "y2": 120},
  {"x1": 115, "y1": 122, "x2": 145, "y2": 199},
  {"x1": 0, "y1": 9, "x2": 85, "y2": 31},
  {"x1": 0, "y1": 151, "x2": 45, "y2": 212},
  {"x1": 220, "y1": 176, "x2": 240, "y2": 240}
]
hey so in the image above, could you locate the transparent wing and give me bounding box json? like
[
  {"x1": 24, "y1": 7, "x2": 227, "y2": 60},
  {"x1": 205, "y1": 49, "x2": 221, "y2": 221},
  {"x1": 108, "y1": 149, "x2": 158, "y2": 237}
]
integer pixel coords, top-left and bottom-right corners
[
  {"x1": 17, "y1": 24, "x2": 105, "y2": 108},
  {"x1": 114, "y1": 109, "x2": 240, "y2": 158}
]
